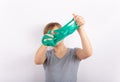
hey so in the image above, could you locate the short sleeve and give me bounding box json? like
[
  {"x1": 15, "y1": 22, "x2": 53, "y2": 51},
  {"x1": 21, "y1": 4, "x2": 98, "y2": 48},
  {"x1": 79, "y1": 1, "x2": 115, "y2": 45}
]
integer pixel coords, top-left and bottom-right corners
[
  {"x1": 43, "y1": 50, "x2": 51, "y2": 68},
  {"x1": 72, "y1": 47, "x2": 81, "y2": 63}
]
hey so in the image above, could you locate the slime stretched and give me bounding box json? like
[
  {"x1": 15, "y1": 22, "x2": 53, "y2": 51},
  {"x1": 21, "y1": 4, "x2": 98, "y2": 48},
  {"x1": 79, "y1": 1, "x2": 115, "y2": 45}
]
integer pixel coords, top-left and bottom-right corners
[{"x1": 42, "y1": 18, "x2": 80, "y2": 46}]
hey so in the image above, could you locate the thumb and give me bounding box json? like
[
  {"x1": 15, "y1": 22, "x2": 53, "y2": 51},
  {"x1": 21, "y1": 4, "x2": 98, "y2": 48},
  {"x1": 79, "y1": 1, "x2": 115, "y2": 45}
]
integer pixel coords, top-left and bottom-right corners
[
  {"x1": 72, "y1": 13, "x2": 77, "y2": 17},
  {"x1": 72, "y1": 13, "x2": 77, "y2": 21}
]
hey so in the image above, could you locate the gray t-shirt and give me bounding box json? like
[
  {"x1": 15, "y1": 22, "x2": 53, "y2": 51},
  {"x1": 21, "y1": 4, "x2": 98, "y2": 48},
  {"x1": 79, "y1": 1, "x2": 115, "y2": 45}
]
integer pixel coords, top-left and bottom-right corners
[{"x1": 43, "y1": 48, "x2": 81, "y2": 82}]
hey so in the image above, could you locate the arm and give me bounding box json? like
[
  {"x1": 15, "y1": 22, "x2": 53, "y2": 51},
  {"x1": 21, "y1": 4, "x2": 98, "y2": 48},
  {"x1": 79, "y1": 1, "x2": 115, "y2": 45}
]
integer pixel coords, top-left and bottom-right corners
[
  {"x1": 73, "y1": 14, "x2": 93, "y2": 60},
  {"x1": 34, "y1": 44, "x2": 48, "y2": 65},
  {"x1": 77, "y1": 27, "x2": 93, "y2": 60}
]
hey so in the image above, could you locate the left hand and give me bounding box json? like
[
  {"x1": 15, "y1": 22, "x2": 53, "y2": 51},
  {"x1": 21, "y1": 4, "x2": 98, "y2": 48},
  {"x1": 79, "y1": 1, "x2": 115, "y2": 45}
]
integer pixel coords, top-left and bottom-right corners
[{"x1": 72, "y1": 13, "x2": 85, "y2": 30}]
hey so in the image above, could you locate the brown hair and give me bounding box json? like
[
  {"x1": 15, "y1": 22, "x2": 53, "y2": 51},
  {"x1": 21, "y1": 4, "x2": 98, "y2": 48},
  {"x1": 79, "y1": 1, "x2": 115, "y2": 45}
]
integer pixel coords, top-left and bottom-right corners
[{"x1": 43, "y1": 22, "x2": 61, "y2": 34}]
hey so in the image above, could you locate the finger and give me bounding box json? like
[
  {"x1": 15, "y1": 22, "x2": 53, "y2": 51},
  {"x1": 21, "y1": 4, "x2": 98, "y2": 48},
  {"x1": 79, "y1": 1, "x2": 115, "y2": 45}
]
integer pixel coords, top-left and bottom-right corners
[
  {"x1": 76, "y1": 16, "x2": 84, "y2": 23},
  {"x1": 76, "y1": 16, "x2": 80, "y2": 20},
  {"x1": 76, "y1": 16, "x2": 83, "y2": 19},
  {"x1": 44, "y1": 38, "x2": 53, "y2": 41},
  {"x1": 72, "y1": 13, "x2": 77, "y2": 21},
  {"x1": 45, "y1": 34, "x2": 54, "y2": 38},
  {"x1": 72, "y1": 13, "x2": 77, "y2": 17}
]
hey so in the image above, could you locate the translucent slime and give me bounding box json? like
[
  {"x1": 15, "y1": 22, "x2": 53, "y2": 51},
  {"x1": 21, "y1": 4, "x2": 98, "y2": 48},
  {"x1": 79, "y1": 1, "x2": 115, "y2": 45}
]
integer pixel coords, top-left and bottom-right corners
[{"x1": 42, "y1": 18, "x2": 80, "y2": 46}]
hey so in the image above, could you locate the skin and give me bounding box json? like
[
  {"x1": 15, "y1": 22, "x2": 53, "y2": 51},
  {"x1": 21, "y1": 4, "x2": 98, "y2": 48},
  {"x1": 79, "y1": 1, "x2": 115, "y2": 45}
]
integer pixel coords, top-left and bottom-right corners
[{"x1": 34, "y1": 13, "x2": 93, "y2": 64}]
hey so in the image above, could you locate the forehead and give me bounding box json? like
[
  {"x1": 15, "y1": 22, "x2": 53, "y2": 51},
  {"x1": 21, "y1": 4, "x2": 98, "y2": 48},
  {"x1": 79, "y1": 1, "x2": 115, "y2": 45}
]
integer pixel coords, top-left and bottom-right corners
[
  {"x1": 52, "y1": 26, "x2": 59, "y2": 30},
  {"x1": 50, "y1": 26, "x2": 60, "y2": 34}
]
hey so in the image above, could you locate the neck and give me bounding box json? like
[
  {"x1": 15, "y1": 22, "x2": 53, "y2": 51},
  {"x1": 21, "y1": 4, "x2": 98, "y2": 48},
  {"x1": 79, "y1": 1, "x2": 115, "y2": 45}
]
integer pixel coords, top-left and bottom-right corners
[{"x1": 54, "y1": 43, "x2": 67, "y2": 53}]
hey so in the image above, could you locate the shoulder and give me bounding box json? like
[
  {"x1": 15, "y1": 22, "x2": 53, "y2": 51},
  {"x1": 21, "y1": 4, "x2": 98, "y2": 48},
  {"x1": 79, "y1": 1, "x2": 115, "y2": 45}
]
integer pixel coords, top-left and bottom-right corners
[
  {"x1": 69, "y1": 47, "x2": 78, "y2": 54},
  {"x1": 68, "y1": 47, "x2": 78, "y2": 57},
  {"x1": 69, "y1": 47, "x2": 81, "y2": 61},
  {"x1": 43, "y1": 49, "x2": 53, "y2": 66},
  {"x1": 45, "y1": 49, "x2": 53, "y2": 58}
]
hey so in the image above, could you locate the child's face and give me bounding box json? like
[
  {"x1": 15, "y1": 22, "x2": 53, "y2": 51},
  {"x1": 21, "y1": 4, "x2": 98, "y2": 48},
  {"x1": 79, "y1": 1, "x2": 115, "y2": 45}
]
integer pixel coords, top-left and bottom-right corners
[
  {"x1": 52, "y1": 26, "x2": 64, "y2": 46},
  {"x1": 51, "y1": 26, "x2": 59, "y2": 34}
]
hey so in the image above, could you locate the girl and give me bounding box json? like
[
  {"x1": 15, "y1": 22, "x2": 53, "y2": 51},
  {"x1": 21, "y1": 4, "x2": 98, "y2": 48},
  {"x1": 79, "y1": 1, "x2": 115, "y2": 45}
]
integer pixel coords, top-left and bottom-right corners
[{"x1": 34, "y1": 14, "x2": 93, "y2": 82}]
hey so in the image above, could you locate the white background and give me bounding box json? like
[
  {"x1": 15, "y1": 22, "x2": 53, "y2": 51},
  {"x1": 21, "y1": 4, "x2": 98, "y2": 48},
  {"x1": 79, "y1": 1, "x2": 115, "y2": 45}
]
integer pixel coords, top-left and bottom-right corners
[{"x1": 0, "y1": 0, "x2": 120, "y2": 82}]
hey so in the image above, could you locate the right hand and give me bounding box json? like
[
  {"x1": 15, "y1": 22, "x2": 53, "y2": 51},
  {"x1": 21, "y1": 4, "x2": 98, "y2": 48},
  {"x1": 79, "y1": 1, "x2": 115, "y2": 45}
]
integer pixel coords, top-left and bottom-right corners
[
  {"x1": 43, "y1": 34, "x2": 54, "y2": 41},
  {"x1": 42, "y1": 30, "x2": 56, "y2": 46}
]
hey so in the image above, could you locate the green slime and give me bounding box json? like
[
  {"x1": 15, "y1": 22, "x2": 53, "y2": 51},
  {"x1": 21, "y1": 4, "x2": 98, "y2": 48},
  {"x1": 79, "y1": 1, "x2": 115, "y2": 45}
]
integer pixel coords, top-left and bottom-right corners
[{"x1": 42, "y1": 18, "x2": 80, "y2": 46}]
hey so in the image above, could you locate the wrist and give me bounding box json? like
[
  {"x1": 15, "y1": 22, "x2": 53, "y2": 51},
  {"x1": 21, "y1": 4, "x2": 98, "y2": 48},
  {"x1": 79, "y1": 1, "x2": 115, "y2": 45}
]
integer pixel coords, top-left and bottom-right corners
[
  {"x1": 77, "y1": 27, "x2": 85, "y2": 32},
  {"x1": 41, "y1": 44, "x2": 48, "y2": 48}
]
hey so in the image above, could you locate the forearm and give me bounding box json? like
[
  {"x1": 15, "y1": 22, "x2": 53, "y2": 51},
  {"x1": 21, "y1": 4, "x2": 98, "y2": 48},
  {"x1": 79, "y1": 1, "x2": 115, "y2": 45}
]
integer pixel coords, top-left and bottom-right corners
[
  {"x1": 34, "y1": 44, "x2": 48, "y2": 64},
  {"x1": 77, "y1": 27, "x2": 92, "y2": 55}
]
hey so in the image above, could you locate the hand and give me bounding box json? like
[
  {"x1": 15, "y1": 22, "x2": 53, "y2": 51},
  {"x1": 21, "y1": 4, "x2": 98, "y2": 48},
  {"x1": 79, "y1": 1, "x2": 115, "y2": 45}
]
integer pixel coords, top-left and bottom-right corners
[
  {"x1": 43, "y1": 33, "x2": 54, "y2": 41},
  {"x1": 42, "y1": 32, "x2": 55, "y2": 46},
  {"x1": 72, "y1": 13, "x2": 85, "y2": 30}
]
